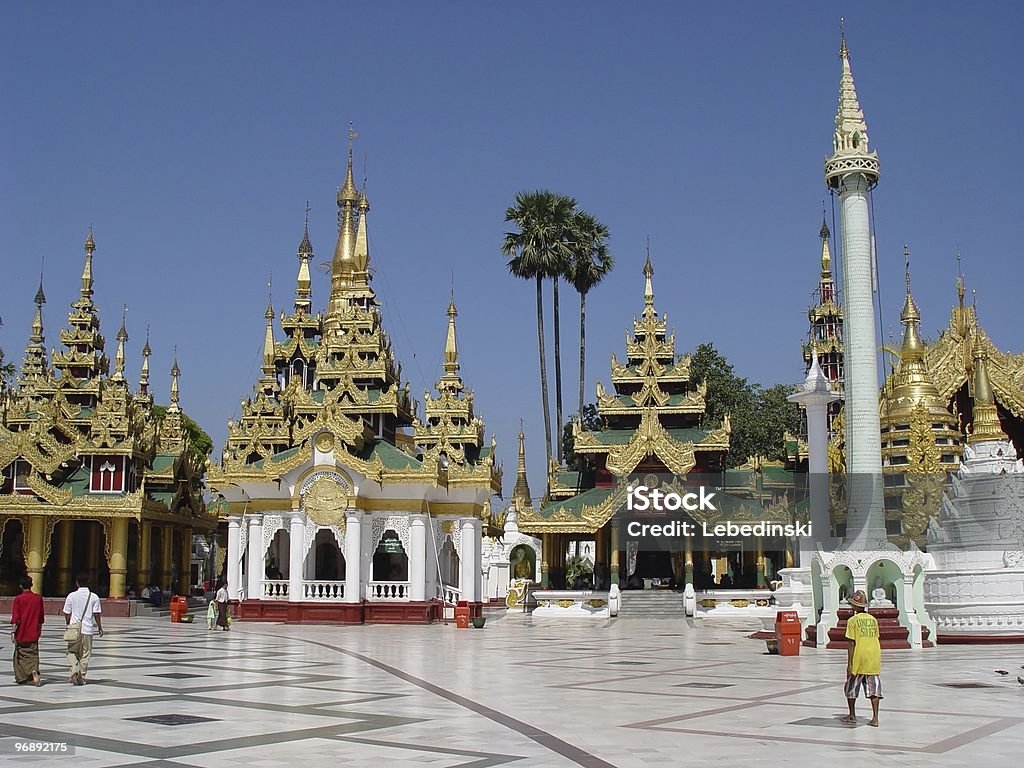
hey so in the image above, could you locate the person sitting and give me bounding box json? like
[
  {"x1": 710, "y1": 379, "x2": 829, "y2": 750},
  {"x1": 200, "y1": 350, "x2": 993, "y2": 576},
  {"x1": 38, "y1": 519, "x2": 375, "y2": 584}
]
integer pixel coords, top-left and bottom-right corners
[
  {"x1": 149, "y1": 585, "x2": 164, "y2": 607},
  {"x1": 719, "y1": 573, "x2": 733, "y2": 588}
]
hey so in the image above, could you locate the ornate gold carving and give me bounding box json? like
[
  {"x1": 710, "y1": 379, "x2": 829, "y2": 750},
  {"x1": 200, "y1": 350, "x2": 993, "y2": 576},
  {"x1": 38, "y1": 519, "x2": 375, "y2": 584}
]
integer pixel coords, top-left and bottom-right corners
[
  {"x1": 301, "y1": 477, "x2": 349, "y2": 529},
  {"x1": 314, "y1": 431, "x2": 335, "y2": 452}
]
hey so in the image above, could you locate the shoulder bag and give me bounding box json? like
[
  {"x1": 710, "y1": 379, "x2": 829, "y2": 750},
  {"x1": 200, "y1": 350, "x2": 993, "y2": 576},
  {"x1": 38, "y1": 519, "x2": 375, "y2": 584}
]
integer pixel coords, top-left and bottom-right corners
[{"x1": 62, "y1": 591, "x2": 92, "y2": 643}]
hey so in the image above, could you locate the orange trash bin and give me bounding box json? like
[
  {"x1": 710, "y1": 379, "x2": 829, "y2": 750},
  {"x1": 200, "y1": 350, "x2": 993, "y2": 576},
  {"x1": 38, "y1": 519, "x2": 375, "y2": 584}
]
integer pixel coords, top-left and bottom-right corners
[
  {"x1": 454, "y1": 600, "x2": 470, "y2": 629},
  {"x1": 169, "y1": 595, "x2": 187, "y2": 623},
  {"x1": 775, "y1": 610, "x2": 801, "y2": 656}
]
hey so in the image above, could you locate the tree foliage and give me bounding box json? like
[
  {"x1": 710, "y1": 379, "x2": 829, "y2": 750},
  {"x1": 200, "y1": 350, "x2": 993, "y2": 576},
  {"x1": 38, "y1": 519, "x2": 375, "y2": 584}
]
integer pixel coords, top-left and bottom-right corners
[
  {"x1": 688, "y1": 343, "x2": 801, "y2": 468},
  {"x1": 562, "y1": 403, "x2": 603, "y2": 470}
]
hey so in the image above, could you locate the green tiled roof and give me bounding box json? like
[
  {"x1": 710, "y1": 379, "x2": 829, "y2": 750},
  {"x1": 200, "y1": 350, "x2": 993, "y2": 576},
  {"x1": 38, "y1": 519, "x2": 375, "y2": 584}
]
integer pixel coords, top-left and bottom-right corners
[
  {"x1": 365, "y1": 440, "x2": 422, "y2": 470},
  {"x1": 587, "y1": 427, "x2": 709, "y2": 446},
  {"x1": 151, "y1": 454, "x2": 176, "y2": 473},
  {"x1": 537, "y1": 487, "x2": 614, "y2": 519}
]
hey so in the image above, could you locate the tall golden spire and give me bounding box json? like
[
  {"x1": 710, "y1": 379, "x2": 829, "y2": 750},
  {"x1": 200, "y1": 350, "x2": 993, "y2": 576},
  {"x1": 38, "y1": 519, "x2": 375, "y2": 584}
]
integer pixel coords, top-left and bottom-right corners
[
  {"x1": 968, "y1": 312, "x2": 1006, "y2": 444},
  {"x1": 899, "y1": 245, "x2": 924, "y2": 360},
  {"x1": 139, "y1": 326, "x2": 152, "y2": 397},
  {"x1": 168, "y1": 350, "x2": 181, "y2": 413},
  {"x1": 294, "y1": 203, "x2": 313, "y2": 315},
  {"x1": 353, "y1": 186, "x2": 371, "y2": 275},
  {"x1": 261, "y1": 301, "x2": 276, "y2": 378},
  {"x1": 819, "y1": 216, "x2": 832, "y2": 279},
  {"x1": 19, "y1": 276, "x2": 48, "y2": 381},
  {"x1": 111, "y1": 306, "x2": 129, "y2": 382},
  {"x1": 643, "y1": 247, "x2": 654, "y2": 310},
  {"x1": 327, "y1": 126, "x2": 360, "y2": 323},
  {"x1": 81, "y1": 227, "x2": 96, "y2": 300},
  {"x1": 436, "y1": 293, "x2": 464, "y2": 394},
  {"x1": 512, "y1": 426, "x2": 532, "y2": 508}
]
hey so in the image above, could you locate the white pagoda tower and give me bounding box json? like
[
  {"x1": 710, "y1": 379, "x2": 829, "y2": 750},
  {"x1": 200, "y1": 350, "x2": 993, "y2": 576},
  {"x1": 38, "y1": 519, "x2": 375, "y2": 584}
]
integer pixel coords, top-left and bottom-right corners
[{"x1": 810, "y1": 34, "x2": 934, "y2": 648}]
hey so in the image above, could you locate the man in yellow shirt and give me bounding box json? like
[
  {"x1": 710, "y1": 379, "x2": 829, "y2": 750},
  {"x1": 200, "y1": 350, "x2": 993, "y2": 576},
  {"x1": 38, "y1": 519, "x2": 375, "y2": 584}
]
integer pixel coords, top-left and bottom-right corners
[{"x1": 841, "y1": 590, "x2": 882, "y2": 726}]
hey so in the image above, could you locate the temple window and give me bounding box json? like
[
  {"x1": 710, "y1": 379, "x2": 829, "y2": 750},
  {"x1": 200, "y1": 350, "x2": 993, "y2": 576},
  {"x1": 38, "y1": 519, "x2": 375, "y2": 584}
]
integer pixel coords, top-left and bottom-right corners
[
  {"x1": 12, "y1": 460, "x2": 31, "y2": 493},
  {"x1": 91, "y1": 456, "x2": 124, "y2": 493}
]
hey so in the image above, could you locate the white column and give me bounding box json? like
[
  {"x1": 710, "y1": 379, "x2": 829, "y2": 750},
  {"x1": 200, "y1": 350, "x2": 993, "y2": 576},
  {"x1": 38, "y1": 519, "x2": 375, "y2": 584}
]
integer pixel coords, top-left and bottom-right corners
[
  {"x1": 344, "y1": 510, "x2": 362, "y2": 603},
  {"x1": 460, "y1": 517, "x2": 482, "y2": 603},
  {"x1": 226, "y1": 516, "x2": 241, "y2": 600},
  {"x1": 409, "y1": 515, "x2": 427, "y2": 601},
  {"x1": 838, "y1": 174, "x2": 886, "y2": 547},
  {"x1": 288, "y1": 512, "x2": 304, "y2": 602},
  {"x1": 246, "y1": 514, "x2": 264, "y2": 600}
]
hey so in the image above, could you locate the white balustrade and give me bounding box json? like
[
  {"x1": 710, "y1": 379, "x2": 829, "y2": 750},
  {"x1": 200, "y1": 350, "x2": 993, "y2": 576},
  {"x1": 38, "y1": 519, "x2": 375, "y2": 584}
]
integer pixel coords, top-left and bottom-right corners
[
  {"x1": 367, "y1": 581, "x2": 411, "y2": 601},
  {"x1": 436, "y1": 583, "x2": 461, "y2": 604},
  {"x1": 303, "y1": 581, "x2": 345, "y2": 601},
  {"x1": 262, "y1": 580, "x2": 289, "y2": 600}
]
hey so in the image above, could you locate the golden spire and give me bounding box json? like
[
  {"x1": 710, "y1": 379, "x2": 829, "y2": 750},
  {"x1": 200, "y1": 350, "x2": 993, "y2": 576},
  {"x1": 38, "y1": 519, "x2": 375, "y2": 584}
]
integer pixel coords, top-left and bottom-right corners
[
  {"x1": 512, "y1": 425, "x2": 532, "y2": 508},
  {"x1": 955, "y1": 246, "x2": 965, "y2": 308},
  {"x1": 295, "y1": 203, "x2": 313, "y2": 314},
  {"x1": 901, "y1": 246, "x2": 925, "y2": 366},
  {"x1": 169, "y1": 349, "x2": 181, "y2": 413},
  {"x1": 968, "y1": 310, "x2": 1006, "y2": 444},
  {"x1": 30, "y1": 277, "x2": 45, "y2": 344},
  {"x1": 819, "y1": 216, "x2": 832, "y2": 279},
  {"x1": 643, "y1": 244, "x2": 654, "y2": 309},
  {"x1": 81, "y1": 227, "x2": 96, "y2": 300},
  {"x1": 436, "y1": 293, "x2": 464, "y2": 394},
  {"x1": 338, "y1": 122, "x2": 360, "y2": 205},
  {"x1": 353, "y1": 183, "x2": 371, "y2": 275},
  {"x1": 112, "y1": 305, "x2": 128, "y2": 382},
  {"x1": 262, "y1": 300, "x2": 276, "y2": 377},
  {"x1": 20, "y1": 274, "x2": 48, "y2": 381},
  {"x1": 139, "y1": 325, "x2": 151, "y2": 395}
]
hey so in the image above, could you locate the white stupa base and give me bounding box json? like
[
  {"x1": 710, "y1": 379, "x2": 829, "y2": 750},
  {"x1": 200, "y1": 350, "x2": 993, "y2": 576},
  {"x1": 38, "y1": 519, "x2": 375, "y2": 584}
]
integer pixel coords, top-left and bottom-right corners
[{"x1": 811, "y1": 546, "x2": 936, "y2": 649}]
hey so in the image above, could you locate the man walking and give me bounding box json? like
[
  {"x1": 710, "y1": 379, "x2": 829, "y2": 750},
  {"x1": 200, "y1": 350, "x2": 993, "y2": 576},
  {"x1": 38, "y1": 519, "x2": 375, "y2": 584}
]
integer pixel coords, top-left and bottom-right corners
[
  {"x1": 62, "y1": 573, "x2": 103, "y2": 686},
  {"x1": 11, "y1": 576, "x2": 44, "y2": 686},
  {"x1": 841, "y1": 589, "x2": 882, "y2": 727}
]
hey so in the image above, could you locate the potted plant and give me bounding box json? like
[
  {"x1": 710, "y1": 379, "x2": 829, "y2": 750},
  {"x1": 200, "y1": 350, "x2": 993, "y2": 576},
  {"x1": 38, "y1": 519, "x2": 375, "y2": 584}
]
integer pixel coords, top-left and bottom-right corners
[{"x1": 472, "y1": 616, "x2": 486, "y2": 629}]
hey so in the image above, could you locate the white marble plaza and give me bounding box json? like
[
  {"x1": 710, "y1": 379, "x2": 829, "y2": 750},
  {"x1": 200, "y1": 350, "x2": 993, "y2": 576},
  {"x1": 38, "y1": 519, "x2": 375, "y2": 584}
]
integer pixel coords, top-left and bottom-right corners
[{"x1": 1, "y1": 613, "x2": 1022, "y2": 767}]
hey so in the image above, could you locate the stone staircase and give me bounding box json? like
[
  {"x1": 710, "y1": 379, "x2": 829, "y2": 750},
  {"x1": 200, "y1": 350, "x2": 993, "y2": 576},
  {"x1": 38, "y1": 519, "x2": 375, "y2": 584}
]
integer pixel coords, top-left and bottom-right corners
[
  {"x1": 134, "y1": 597, "x2": 207, "y2": 620},
  {"x1": 618, "y1": 590, "x2": 687, "y2": 619},
  {"x1": 802, "y1": 607, "x2": 932, "y2": 649}
]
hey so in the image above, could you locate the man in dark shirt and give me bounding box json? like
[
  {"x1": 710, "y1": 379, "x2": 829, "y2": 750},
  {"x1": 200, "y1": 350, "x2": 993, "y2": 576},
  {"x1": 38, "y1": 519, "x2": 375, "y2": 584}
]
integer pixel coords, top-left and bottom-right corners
[{"x1": 11, "y1": 576, "x2": 44, "y2": 686}]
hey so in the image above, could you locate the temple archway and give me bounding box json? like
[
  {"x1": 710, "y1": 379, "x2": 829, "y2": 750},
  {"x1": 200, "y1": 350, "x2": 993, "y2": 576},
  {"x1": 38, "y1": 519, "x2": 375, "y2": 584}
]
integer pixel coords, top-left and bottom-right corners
[
  {"x1": 372, "y1": 529, "x2": 408, "y2": 581},
  {"x1": 314, "y1": 528, "x2": 345, "y2": 581}
]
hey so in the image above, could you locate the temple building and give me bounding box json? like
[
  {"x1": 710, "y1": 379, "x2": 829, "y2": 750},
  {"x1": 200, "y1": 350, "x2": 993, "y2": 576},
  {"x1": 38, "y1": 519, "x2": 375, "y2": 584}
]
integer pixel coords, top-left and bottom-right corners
[
  {"x1": 803, "y1": 219, "x2": 845, "y2": 437},
  {"x1": 0, "y1": 232, "x2": 209, "y2": 603},
  {"x1": 517, "y1": 256, "x2": 797, "y2": 592},
  {"x1": 207, "y1": 140, "x2": 500, "y2": 624},
  {"x1": 802, "y1": 257, "x2": 1024, "y2": 548}
]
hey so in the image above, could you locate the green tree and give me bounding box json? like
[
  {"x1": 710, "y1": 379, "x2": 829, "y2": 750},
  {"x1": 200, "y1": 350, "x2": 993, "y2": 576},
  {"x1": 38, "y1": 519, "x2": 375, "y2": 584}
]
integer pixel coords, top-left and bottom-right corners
[
  {"x1": 562, "y1": 403, "x2": 604, "y2": 469},
  {"x1": 503, "y1": 191, "x2": 576, "y2": 470},
  {"x1": 688, "y1": 343, "x2": 800, "y2": 467},
  {"x1": 152, "y1": 405, "x2": 214, "y2": 468},
  {"x1": 567, "y1": 211, "x2": 613, "y2": 417}
]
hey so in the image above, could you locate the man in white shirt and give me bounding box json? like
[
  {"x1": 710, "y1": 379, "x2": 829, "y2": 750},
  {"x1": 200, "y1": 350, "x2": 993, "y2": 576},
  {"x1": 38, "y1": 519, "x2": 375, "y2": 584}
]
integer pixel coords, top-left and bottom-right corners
[{"x1": 62, "y1": 573, "x2": 103, "y2": 686}]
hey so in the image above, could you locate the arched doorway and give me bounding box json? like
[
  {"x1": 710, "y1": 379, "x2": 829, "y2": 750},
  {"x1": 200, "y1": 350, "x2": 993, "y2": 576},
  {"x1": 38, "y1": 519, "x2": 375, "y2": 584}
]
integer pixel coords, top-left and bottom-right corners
[
  {"x1": 372, "y1": 529, "x2": 408, "y2": 582},
  {"x1": 314, "y1": 529, "x2": 345, "y2": 581}
]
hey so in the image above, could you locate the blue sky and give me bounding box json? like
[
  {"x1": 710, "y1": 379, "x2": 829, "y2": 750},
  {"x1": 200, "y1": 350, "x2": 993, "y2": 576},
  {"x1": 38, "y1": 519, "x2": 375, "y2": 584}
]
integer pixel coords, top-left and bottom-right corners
[{"x1": 2, "y1": 3, "x2": 1021, "y2": 498}]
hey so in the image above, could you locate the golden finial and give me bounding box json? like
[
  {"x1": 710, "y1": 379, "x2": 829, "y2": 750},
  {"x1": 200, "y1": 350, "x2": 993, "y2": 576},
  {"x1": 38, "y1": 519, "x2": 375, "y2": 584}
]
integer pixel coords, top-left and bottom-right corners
[
  {"x1": 955, "y1": 246, "x2": 965, "y2": 307},
  {"x1": 112, "y1": 305, "x2": 128, "y2": 381},
  {"x1": 643, "y1": 238, "x2": 654, "y2": 307},
  {"x1": 839, "y1": 17, "x2": 847, "y2": 58},
  {"x1": 900, "y1": 244, "x2": 921, "y2": 323},
  {"x1": 80, "y1": 227, "x2": 95, "y2": 297},
  {"x1": 442, "y1": 290, "x2": 460, "y2": 376},
  {"x1": 84, "y1": 225, "x2": 95, "y2": 253},
  {"x1": 139, "y1": 324, "x2": 151, "y2": 394},
  {"x1": 169, "y1": 346, "x2": 181, "y2": 410},
  {"x1": 339, "y1": 121, "x2": 360, "y2": 204}
]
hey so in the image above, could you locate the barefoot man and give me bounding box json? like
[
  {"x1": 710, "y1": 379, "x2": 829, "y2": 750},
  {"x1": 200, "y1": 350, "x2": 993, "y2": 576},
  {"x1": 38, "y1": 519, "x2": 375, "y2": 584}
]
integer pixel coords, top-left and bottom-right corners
[{"x1": 841, "y1": 589, "x2": 882, "y2": 726}]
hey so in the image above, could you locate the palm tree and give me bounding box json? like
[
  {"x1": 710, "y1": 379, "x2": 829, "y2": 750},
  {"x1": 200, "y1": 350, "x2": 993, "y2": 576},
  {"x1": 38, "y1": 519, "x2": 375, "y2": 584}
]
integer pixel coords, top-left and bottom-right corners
[
  {"x1": 502, "y1": 191, "x2": 575, "y2": 470},
  {"x1": 568, "y1": 211, "x2": 612, "y2": 417}
]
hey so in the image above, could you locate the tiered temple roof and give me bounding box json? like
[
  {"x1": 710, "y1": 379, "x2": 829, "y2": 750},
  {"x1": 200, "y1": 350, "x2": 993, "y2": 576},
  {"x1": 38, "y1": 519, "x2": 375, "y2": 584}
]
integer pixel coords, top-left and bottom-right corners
[
  {"x1": 517, "y1": 255, "x2": 731, "y2": 533},
  {"x1": 0, "y1": 232, "x2": 207, "y2": 529},
  {"x1": 210, "y1": 140, "x2": 500, "y2": 495}
]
